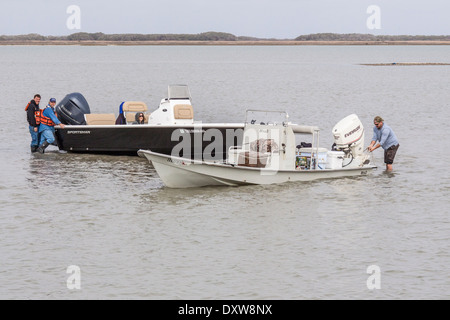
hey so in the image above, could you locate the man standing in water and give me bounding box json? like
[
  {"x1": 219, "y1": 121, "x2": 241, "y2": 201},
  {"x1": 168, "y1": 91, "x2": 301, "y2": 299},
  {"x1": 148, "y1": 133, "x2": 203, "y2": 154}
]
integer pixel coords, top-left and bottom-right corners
[
  {"x1": 368, "y1": 116, "x2": 399, "y2": 171},
  {"x1": 37, "y1": 98, "x2": 65, "y2": 153},
  {"x1": 26, "y1": 94, "x2": 41, "y2": 153}
]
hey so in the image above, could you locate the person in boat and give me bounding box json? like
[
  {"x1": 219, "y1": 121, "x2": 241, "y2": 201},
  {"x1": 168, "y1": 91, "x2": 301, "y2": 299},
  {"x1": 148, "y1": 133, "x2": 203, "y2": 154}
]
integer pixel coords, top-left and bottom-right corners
[
  {"x1": 26, "y1": 94, "x2": 41, "y2": 153},
  {"x1": 133, "y1": 112, "x2": 145, "y2": 124},
  {"x1": 115, "y1": 101, "x2": 126, "y2": 125},
  {"x1": 368, "y1": 116, "x2": 399, "y2": 171},
  {"x1": 37, "y1": 98, "x2": 65, "y2": 153}
]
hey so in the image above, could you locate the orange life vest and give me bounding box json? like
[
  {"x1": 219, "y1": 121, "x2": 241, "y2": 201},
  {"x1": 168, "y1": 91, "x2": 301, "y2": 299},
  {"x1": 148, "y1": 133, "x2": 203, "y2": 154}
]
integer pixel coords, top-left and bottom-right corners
[
  {"x1": 25, "y1": 101, "x2": 41, "y2": 125},
  {"x1": 39, "y1": 107, "x2": 56, "y2": 127}
]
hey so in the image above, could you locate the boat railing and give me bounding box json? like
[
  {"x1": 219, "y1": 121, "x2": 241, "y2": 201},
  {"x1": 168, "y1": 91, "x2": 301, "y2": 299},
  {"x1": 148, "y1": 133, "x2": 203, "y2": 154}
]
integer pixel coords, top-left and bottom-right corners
[
  {"x1": 294, "y1": 126, "x2": 321, "y2": 170},
  {"x1": 245, "y1": 109, "x2": 289, "y2": 126},
  {"x1": 311, "y1": 128, "x2": 320, "y2": 170}
]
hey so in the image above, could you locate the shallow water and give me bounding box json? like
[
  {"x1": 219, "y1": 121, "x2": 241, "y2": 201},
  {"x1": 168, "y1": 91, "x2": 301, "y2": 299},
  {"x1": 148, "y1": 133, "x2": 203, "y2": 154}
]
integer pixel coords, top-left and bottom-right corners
[{"x1": 0, "y1": 45, "x2": 449, "y2": 299}]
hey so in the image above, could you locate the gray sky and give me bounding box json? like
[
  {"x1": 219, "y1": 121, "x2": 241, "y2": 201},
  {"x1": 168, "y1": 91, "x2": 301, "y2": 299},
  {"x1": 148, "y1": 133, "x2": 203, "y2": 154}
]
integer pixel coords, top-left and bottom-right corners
[{"x1": 1, "y1": 0, "x2": 449, "y2": 37}]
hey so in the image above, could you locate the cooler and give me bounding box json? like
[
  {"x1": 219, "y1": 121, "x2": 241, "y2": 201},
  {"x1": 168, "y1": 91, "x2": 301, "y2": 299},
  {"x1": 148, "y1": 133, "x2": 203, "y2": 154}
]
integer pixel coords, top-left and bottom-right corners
[{"x1": 326, "y1": 151, "x2": 345, "y2": 169}]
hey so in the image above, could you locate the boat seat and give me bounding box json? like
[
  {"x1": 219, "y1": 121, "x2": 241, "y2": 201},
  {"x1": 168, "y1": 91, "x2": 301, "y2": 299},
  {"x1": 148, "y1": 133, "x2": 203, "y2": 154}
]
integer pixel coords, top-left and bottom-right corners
[
  {"x1": 125, "y1": 112, "x2": 136, "y2": 124},
  {"x1": 238, "y1": 151, "x2": 269, "y2": 168},
  {"x1": 84, "y1": 113, "x2": 116, "y2": 125},
  {"x1": 174, "y1": 104, "x2": 194, "y2": 119},
  {"x1": 122, "y1": 101, "x2": 149, "y2": 124},
  {"x1": 250, "y1": 139, "x2": 278, "y2": 153},
  {"x1": 122, "y1": 101, "x2": 148, "y2": 113}
]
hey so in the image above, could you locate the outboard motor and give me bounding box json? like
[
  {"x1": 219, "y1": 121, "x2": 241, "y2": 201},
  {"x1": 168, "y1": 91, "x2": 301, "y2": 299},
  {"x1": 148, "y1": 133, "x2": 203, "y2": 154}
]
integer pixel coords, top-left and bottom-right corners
[
  {"x1": 332, "y1": 114, "x2": 366, "y2": 166},
  {"x1": 55, "y1": 92, "x2": 90, "y2": 125}
]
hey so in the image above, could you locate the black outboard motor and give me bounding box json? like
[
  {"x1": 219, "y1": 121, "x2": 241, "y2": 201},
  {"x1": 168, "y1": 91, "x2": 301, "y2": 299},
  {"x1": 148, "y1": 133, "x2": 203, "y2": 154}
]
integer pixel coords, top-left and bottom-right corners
[{"x1": 55, "y1": 92, "x2": 90, "y2": 125}]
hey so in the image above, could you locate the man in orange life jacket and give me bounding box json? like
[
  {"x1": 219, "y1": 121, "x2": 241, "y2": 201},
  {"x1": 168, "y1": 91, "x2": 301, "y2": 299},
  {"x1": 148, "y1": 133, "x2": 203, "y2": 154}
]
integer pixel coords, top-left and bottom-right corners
[
  {"x1": 26, "y1": 94, "x2": 41, "y2": 153},
  {"x1": 37, "y1": 98, "x2": 65, "y2": 153}
]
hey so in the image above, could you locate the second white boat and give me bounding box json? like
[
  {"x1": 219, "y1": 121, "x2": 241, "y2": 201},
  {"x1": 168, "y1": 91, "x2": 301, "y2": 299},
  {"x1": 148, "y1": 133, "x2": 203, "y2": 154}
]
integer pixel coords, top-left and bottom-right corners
[{"x1": 138, "y1": 111, "x2": 377, "y2": 188}]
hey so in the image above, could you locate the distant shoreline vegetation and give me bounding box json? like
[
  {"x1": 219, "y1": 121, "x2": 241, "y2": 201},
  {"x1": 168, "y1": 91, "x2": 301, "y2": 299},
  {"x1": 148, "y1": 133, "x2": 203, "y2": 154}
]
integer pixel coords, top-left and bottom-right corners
[{"x1": 1, "y1": 32, "x2": 449, "y2": 44}]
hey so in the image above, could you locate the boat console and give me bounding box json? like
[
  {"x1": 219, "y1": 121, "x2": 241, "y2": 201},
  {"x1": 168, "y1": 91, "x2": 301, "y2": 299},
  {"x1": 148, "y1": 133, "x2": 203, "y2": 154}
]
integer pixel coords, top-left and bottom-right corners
[{"x1": 149, "y1": 85, "x2": 194, "y2": 125}]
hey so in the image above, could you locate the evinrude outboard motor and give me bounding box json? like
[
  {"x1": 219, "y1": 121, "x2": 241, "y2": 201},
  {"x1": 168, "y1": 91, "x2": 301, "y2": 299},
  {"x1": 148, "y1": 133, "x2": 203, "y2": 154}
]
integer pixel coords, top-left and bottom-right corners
[
  {"x1": 55, "y1": 92, "x2": 90, "y2": 125},
  {"x1": 332, "y1": 114, "x2": 367, "y2": 166}
]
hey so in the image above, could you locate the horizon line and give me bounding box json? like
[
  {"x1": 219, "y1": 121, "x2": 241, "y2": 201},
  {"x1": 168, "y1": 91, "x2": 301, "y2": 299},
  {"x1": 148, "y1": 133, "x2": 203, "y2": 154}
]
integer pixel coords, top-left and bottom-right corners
[{"x1": 1, "y1": 31, "x2": 450, "y2": 39}]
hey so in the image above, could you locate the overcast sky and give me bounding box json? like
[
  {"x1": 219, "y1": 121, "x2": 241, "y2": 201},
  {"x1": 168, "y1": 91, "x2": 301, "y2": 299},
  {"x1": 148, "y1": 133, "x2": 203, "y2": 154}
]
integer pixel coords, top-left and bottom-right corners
[{"x1": 1, "y1": 0, "x2": 449, "y2": 38}]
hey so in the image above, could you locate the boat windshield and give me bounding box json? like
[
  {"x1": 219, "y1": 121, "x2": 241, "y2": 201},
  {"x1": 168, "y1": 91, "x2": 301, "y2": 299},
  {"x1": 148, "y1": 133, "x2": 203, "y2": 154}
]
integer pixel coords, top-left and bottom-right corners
[
  {"x1": 245, "y1": 109, "x2": 288, "y2": 126},
  {"x1": 168, "y1": 85, "x2": 191, "y2": 100}
]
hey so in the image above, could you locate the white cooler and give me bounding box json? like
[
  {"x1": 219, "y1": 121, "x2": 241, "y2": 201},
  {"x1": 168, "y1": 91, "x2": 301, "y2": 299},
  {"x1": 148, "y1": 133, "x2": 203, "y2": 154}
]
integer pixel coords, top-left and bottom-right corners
[{"x1": 326, "y1": 151, "x2": 345, "y2": 169}]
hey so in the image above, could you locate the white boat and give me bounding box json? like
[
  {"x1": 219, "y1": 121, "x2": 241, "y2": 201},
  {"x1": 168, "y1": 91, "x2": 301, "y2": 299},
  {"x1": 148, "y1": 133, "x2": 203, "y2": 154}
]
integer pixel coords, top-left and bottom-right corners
[{"x1": 138, "y1": 111, "x2": 377, "y2": 188}]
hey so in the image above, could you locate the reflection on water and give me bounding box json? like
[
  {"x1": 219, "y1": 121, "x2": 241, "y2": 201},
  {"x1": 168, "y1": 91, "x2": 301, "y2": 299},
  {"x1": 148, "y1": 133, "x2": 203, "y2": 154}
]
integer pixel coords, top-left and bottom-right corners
[{"x1": 28, "y1": 152, "x2": 154, "y2": 187}]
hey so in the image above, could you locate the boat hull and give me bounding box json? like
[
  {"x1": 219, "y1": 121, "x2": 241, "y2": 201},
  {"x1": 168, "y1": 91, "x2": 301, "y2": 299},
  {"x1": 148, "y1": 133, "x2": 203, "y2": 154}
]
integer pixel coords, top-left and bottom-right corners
[
  {"x1": 138, "y1": 150, "x2": 377, "y2": 188},
  {"x1": 55, "y1": 124, "x2": 244, "y2": 157}
]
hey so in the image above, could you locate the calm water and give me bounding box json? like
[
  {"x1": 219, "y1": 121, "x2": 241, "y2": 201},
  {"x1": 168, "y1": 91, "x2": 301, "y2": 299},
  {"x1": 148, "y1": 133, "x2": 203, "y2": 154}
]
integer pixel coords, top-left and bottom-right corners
[{"x1": 0, "y1": 45, "x2": 449, "y2": 299}]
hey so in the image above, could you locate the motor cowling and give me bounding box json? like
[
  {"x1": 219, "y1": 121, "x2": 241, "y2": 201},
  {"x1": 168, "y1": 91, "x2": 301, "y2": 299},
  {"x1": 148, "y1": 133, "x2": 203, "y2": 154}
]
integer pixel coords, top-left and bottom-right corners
[
  {"x1": 332, "y1": 114, "x2": 365, "y2": 158},
  {"x1": 55, "y1": 92, "x2": 90, "y2": 125}
]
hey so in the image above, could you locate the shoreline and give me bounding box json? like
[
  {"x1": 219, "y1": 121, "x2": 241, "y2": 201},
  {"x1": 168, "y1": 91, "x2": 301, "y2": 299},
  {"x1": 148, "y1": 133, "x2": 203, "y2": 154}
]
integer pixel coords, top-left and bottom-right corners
[
  {"x1": 1, "y1": 40, "x2": 450, "y2": 46},
  {"x1": 361, "y1": 62, "x2": 450, "y2": 66}
]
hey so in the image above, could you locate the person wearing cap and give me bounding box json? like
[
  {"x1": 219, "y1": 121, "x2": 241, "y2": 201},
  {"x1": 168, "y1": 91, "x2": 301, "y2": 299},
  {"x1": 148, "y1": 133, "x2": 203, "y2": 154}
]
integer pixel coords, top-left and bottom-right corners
[
  {"x1": 37, "y1": 98, "x2": 65, "y2": 153},
  {"x1": 367, "y1": 116, "x2": 399, "y2": 171}
]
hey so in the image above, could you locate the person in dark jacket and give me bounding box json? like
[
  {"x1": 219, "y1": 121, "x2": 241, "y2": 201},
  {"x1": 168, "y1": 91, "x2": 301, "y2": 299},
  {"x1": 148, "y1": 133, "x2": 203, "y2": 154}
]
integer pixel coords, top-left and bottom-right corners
[
  {"x1": 26, "y1": 94, "x2": 41, "y2": 153},
  {"x1": 115, "y1": 101, "x2": 126, "y2": 125}
]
